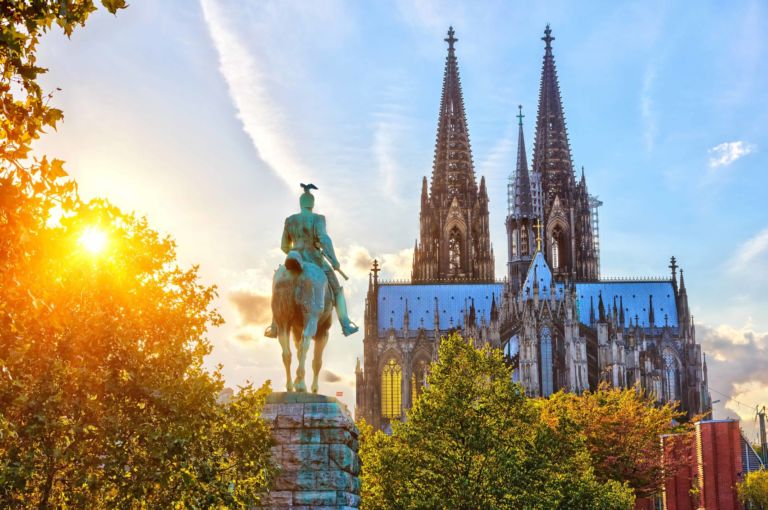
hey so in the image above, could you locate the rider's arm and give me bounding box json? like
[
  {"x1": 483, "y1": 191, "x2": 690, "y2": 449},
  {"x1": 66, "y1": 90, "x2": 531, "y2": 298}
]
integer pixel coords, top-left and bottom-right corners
[
  {"x1": 315, "y1": 215, "x2": 340, "y2": 268},
  {"x1": 281, "y1": 219, "x2": 292, "y2": 254}
]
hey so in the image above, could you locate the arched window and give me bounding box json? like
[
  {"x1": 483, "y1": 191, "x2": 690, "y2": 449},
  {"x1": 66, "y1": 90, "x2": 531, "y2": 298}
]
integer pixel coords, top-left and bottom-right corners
[
  {"x1": 448, "y1": 226, "x2": 462, "y2": 275},
  {"x1": 411, "y1": 359, "x2": 429, "y2": 402},
  {"x1": 551, "y1": 235, "x2": 559, "y2": 269},
  {"x1": 540, "y1": 327, "x2": 554, "y2": 397},
  {"x1": 381, "y1": 359, "x2": 402, "y2": 419},
  {"x1": 520, "y1": 227, "x2": 529, "y2": 256},
  {"x1": 662, "y1": 350, "x2": 679, "y2": 402},
  {"x1": 511, "y1": 230, "x2": 518, "y2": 257}
]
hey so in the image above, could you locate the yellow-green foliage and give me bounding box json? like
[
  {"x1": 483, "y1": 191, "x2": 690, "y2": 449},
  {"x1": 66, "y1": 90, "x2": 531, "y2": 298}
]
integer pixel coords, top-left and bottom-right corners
[
  {"x1": 358, "y1": 334, "x2": 635, "y2": 510},
  {"x1": 739, "y1": 469, "x2": 768, "y2": 510}
]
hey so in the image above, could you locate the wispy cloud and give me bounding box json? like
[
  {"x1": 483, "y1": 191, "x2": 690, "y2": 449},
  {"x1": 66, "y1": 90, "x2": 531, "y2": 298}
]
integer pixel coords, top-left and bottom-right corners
[
  {"x1": 708, "y1": 141, "x2": 755, "y2": 168},
  {"x1": 477, "y1": 122, "x2": 516, "y2": 182},
  {"x1": 731, "y1": 227, "x2": 768, "y2": 272},
  {"x1": 199, "y1": 0, "x2": 309, "y2": 189}
]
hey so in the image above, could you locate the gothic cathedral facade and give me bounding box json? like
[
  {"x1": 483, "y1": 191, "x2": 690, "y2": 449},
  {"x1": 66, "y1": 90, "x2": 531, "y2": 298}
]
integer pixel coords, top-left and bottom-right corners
[{"x1": 355, "y1": 26, "x2": 711, "y2": 432}]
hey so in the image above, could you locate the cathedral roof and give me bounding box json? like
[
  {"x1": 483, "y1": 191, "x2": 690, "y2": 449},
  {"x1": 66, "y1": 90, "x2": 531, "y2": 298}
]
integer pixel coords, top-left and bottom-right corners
[
  {"x1": 377, "y1": 282, "x2": 503, "y2": 333},
  {"x1": 574, "y1": 281, "x2": 678, "y2": 328},
  {"x1": 520, "y1": 249, "x2": 679, "y2": 328}
]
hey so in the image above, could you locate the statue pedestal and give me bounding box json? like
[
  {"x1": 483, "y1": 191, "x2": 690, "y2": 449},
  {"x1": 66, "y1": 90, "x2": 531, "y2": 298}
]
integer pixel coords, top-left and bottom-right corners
[{"x1": 259, "y1": 392, "x2": 361, "y2": 509}]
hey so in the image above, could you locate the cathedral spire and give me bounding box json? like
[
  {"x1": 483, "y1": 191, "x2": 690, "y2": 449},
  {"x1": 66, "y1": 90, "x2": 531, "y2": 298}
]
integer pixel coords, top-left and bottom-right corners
[
  {"x1": 511, "y1": 105, "x2": 534, "y2": 218},
  {"x1": 533, "y1": 24, "x2": 575, "y2": 210},
  {"x1": 429, "y1": 26, "x2": 477, "y2": 206},
  {"x1": 413, "y1": 27, "x2": 494, "y2": 283}
]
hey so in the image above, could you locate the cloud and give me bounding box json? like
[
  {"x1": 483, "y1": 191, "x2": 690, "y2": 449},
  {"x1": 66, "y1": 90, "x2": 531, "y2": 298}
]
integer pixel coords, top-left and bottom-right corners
[
  {"x1": 322, "y1": 370, "x2": 343, "y2": 383},
  {"x1": 477, "y1": 122, "x2": 516, "y2": 181},
  {"x1": 731, "y1": 227, "x2": 768, "y2": 272},
  {"x1": 708, "y1": 141, "x2": 755, "y2": 168},
  {"x1": 229, "y1": 290, "x2": 272, "y2": 326},
  {"x1": 697, "y1": 322, "x2": 768, "y2": 430}
]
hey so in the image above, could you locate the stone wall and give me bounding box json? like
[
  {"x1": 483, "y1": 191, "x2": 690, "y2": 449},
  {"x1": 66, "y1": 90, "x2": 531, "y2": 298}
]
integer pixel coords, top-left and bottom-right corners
[{"x1": 259, "y1": 393, "x2": 361, "y2": 510}]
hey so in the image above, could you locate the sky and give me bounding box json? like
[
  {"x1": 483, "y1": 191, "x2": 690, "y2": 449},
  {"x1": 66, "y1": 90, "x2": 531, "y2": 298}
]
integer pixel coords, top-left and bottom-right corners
[{"x1": 35, "y1": 0, "x2": 767, "y2": 440}]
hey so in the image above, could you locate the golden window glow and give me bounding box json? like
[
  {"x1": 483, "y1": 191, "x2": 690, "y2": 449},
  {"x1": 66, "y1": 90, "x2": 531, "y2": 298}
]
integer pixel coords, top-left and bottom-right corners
[
  {"x1": 79, "y1": 227, "x2": 108, "y2": 254},
  {"x1": 381, "y1": 358, "x2": 402, "y2": 419},
  {"x1": 411, "y1": 359, "x2": 428, "y2": 402}
]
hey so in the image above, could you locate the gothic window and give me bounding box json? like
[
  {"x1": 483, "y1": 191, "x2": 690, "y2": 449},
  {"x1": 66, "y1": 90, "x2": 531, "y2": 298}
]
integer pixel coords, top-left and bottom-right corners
[
  {"x1": 511, "y1": 230, "x2": 518, "y2": 257},
  {"x1": 540, "y1": 327, "x2": 554, "y2": 397},
  {"x1": 381, "y1": 359, "x2": 402, "y2": 419},
  {"x1": 411, "y1": 359, "x2": 429, "y2": 401},
  {"x1": 662, "y1": 349, "x2": 679, "y2": 402},
  {"x1": 551, "y1": 234, "x2": 560, "y2": 269},
  {"x1": 448, "y1": 227, "x2": 462, "y2": 275},
  {"x1": 520, "y1": 227, "x2": 529, "y2": 256}
]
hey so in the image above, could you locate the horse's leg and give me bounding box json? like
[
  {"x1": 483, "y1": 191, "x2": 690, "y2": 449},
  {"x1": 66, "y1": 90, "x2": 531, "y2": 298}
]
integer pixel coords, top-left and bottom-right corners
[
  {"x1": 278, "y1": 325, "x2": 293, "y2": 392},
  {"x1": 294, "y1": 316, "x2": 318, "y2": 393},
  {"x1": 312, "y1": 327, "x2": 329, "y2": 394}
]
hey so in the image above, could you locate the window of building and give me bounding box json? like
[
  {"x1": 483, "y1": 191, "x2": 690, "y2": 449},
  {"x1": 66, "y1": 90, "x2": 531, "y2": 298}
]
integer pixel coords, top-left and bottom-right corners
[
  {"x1": 551, "y1": 235, "x2": 559, "y2": 269},
  {"x1": 520, "y1": 227, "x2": 529, "y2": 256},
  {"x1": 662, "y1": 349, "x2": 678, "y2": 402},
  {"x1": 381, "y1": 359, "x2": 402, "y2": 419},
  {"x1": 448, "y1": 226, "x2": 462, "y2": 275},
  {"x1": 411, "y1": 359, "x2": 429, "y2": 402},
  {"x1": 540, "y1": 327, "x2": 554, "y2": 397},
  {"x1": 511, "y1": 230, "x2": 518, "y2": 257}
]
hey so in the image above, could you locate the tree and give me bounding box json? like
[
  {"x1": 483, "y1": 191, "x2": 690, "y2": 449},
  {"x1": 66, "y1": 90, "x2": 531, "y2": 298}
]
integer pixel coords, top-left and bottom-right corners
[
  {"x1": 539, "y1": 383, "x2": 688, "y2": 499},
  {"x1": 0, "y1": 3, "x2": 275, "y2": 508},
  {"x1": 358, "y1": 334, "x2": 634, "y2": 510},
  {"x1": 739, "y1": 469, "x2": 768, "y2": 510}
]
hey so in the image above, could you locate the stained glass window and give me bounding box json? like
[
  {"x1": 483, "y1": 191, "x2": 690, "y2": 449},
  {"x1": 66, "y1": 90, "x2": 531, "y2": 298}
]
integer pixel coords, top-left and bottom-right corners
[
  {"x1": 381, "y1": 359, "x2": 402, "y2": 419},
  {"x1": 540, "y1": 327, "x2": 554, "y2": 397}
]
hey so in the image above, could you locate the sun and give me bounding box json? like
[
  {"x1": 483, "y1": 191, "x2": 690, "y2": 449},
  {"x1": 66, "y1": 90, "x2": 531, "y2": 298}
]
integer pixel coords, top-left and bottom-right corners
[{"x1": 79, "y1": 227, "x2": 108, "y2": 254}]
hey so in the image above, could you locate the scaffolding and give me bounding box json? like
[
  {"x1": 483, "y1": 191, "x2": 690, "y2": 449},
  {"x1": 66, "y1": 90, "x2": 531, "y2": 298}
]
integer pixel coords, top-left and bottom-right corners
[{"x1": 589, "y1": 195, "x2": 603, "y2": 278}]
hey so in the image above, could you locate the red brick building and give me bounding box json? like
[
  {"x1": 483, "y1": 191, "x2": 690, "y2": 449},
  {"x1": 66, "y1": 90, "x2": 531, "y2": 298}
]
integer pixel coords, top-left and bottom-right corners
[{"x1": 660, "y1": 419, "x2": 764, "y2": 510}]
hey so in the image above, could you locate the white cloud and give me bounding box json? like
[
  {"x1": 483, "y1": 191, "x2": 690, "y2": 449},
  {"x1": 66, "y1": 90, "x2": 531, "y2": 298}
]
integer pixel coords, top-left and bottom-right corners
[
  {"x1": 708, "y1": 141, "x2": 755, "y2": 168},
  {"x1": 731, "y1": 227, "x2": 768, "y2": 272}
]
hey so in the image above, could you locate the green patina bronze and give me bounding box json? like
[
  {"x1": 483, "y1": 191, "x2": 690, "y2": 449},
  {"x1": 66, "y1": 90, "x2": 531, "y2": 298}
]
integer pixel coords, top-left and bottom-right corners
[{"x1": 266, "y1": 184, "x2": 358, "y2": 393}]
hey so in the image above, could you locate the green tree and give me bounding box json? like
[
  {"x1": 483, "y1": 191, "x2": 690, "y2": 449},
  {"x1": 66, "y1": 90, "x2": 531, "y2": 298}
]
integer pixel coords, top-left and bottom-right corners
[
  {"x1": 739, "y1": 469, "x2": 768, "y2": 510},
  {"x1": 0, "y1": 3, "x2": 276, "y2": 508},
  {"x1": 358, "y1": 334, "x2": 634, "y2": 510},
  {"x1": 540, "y1": 383, "x2": 688, "y2": 499}
]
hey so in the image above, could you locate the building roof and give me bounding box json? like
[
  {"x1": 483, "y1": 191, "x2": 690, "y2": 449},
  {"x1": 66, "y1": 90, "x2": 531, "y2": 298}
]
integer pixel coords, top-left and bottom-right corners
[
  {"x1": 574, "y1": 281, "x2": 678, "y2": 328},
  {"x1": 377, "y1": 282, "x2": 504, "y2": 333}
]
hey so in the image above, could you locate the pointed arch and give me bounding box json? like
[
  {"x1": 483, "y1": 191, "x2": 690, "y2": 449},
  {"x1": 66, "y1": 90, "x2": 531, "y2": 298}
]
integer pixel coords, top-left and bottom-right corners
[
  {"x1": 662, "y1": 348, "x2": 680, "y2": 403},
  {"x1": 381, "y1": 358, "x2": 402, "y2": 419}
]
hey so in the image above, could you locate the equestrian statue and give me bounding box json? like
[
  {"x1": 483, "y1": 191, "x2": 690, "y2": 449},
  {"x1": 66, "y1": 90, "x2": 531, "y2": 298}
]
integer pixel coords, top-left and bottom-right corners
[{"x1": 265, "y1": 183, "x2": 359, "y2": 393}]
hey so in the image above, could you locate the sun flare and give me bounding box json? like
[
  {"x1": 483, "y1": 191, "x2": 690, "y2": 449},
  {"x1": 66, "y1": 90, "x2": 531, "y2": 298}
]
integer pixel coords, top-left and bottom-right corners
[{"x1": 79, "y1": 227, "x2": 108, "y2": 254}]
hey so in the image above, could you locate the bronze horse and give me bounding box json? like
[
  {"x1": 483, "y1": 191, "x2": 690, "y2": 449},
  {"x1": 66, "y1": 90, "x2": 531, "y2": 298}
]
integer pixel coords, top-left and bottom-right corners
[{"x1": 271, "y1": 253, "x2": 333, "y2": 393}]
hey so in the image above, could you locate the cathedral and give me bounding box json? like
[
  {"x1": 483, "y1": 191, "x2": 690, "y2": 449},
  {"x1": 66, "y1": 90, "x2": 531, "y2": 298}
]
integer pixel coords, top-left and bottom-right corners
[{"x1": 355, "y1": 26, "x2": 711, "y2": 431}]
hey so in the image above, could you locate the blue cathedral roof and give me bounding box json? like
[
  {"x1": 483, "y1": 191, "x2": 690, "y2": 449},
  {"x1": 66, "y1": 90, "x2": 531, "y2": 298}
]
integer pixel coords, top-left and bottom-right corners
[
  {"x1": 377, "y1": 282, "x2": 504, "y2": 333},
  {"x1": 574, "y1": 281, "x2": 678, "y2": 328}
]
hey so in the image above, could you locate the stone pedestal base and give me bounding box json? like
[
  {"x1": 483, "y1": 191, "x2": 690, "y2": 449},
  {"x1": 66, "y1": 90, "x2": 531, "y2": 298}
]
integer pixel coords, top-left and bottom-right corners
[{"x1": 259, "y1": 392, "x2": 361, "y2": 509}]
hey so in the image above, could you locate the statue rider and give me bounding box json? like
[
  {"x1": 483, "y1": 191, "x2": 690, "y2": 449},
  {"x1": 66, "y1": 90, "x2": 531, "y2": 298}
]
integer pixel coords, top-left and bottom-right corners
[{"x1": 264, "y1": 183, "x2": 359, "y2": 338}]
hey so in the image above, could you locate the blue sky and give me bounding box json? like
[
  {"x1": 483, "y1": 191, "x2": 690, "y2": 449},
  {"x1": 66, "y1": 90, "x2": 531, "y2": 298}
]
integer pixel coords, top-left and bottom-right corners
[{"x1": 36, "y1": 0, "x2": 766, "y2": 438}]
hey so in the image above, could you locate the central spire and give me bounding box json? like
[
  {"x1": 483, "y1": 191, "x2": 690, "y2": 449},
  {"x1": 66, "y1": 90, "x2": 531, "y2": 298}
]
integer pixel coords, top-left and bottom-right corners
[{"x1": 429, "y1": 26, "x2": 477, "y2": 208}]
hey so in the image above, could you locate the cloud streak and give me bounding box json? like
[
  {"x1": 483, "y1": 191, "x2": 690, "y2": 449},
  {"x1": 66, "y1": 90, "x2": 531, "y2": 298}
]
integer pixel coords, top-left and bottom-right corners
[
  {"x1": 708, "y1": 141, "x2": 755, "y2": 168},
  {"x1": 730, "y1": 227, "x2": 768, "y2": 273}
]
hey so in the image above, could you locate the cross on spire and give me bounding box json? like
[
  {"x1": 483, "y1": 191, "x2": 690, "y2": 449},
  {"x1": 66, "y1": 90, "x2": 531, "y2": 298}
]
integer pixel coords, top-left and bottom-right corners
[
  {"x1": 533, "y1": 218, "x2": 543, "y2": 252},
  {"x1": 517, "y1": 104, "x2": 525, "y2": 126},
  {"x1": 542, "y1": 24, "x2": 555, "y2": 49},
  {"x1": 371, "y1": 259, "x2": 380, "y2": 283},
  {"x1": 445, "y1": 26, "x2": 458, "y2": 53}
]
